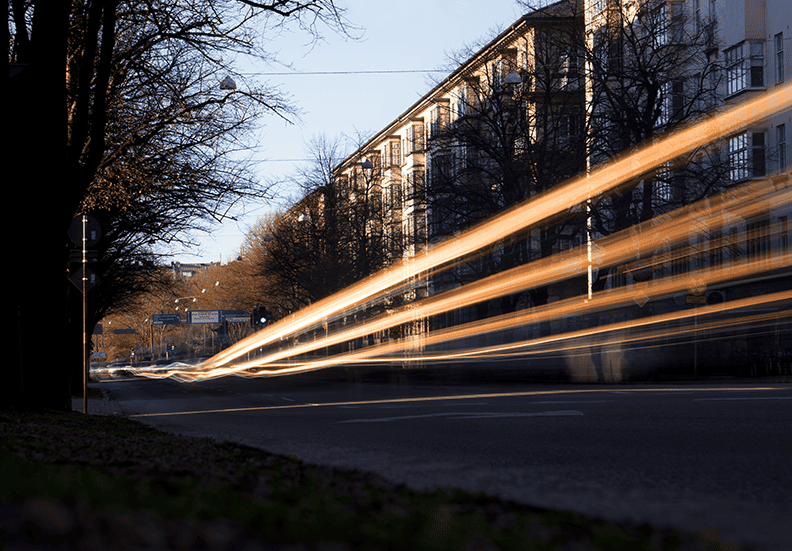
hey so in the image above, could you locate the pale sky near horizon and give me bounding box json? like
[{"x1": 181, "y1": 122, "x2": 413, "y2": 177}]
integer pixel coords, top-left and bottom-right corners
[{"x1": 165, "y1": 1, "x2": 527, "y2": 265}]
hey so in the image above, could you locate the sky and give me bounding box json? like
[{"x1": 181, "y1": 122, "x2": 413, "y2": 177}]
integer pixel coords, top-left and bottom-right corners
[{"x1": 166, "y1": 0, "x2": 526, "y2": 265}]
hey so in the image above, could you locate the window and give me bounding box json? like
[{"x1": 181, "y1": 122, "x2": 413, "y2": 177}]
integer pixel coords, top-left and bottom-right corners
[
  {"x1": 404, "y1": 169, "x2": 425, "y2": 202},
  {"x1": 729, "y1": 133, "x2": 749, "y2": 181},
  {"x1": 725, "y1": 42, "x2": 765, "y2": 95},
  {"x1": 429, "y1": 153, "x2": 453, "y2": 187},
  {"x1": 778, "y1": 124, "x2": 787, "y2": 169},
  {"x1": 456, "y1": 87, "x2": 468, "y2": 119},
  {"x1": 746, "y1": 219, "x2": 771, "y2": 261},
  {"x1": 653, "y1": 163, "x2": 673, "y2": 207},
  {"x1": 429, "y1": 104, "x2": 449, "y2": 138},
  {"x1": 694, "y1": 0, "x2": 701, "y2": 34},
  {"x1": 780, "y1": 216, "x2": 789, "y2": 256},
  {"x1": 406, "y1": 123, "x2": 424, "y2": 155},
  {"x1": 561, "y1": 48, "x2": 580, "y2": 89},
  {"x1": 750, "y1": 42, "x2": 764, "y2": 87},
  {"x1": 669, "y1": 1, "x2": 684, "y2": 44},
  {"x1": 390, "y1": 140, "x2": 401, "y2": 166},
  {"x1": 561, "y1": 108, "x2": 581, "y2": 141},
  {"x1": 590, "y1": 0, "x2": 606, "y2": 16},
  {"x1": 658, "y1": 79, "x2": 684, "y2": 127},
  {"x1": 651, "y1": 2, "x2": 669, "y2": 47},
  {"x1": 727, "y1": 227, "x2": 741, "y2": 265},
  {"x1": 776, "y1": 33, "x2": 785, "y2": 84},
  {"x1": 725, "y1": 44, "x2": 746, "y2": 94},
  {"x1": 729, "y1": 131, "x2": 766, "y2": 181},
  {"x1": 709, "y1": 229, "x2": 723, "y2": 267},
  {"x1": 752, "y1": 132, "x2": 766, "y2": 177},
  {"x1": 386, "y1": 183, "x2": 401, "y2": 211}
]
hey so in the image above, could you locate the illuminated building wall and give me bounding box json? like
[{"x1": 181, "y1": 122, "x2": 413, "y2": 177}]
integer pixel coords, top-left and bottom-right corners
[
  {"x1": 582, "y1": 0, "x2": 791, "y2": 367},
  {"x1": 330, "y1": 0, "x2": 790, "y2": 351},
  {"x1": 333, "y1": 0, "x2": 586, "y2": 331}
]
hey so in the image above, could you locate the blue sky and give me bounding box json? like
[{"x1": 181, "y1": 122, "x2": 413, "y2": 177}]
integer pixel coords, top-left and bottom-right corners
[{"x1": 168, "y1": 1, "x2": 525, "y2": 264}]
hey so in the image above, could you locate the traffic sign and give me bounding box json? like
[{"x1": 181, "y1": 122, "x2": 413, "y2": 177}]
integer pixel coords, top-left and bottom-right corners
[
  {"x1": 221, "y1": 310, "x2": 251, "y2": 323},
  {"x1": 152, "y1": 313, "x2": 181, "y2": 326},
  {"x1": 687, "y1": 277, "x2": 707, "y2": 296},
  {"x1": 68, "y1": 215, "x2": 102, "y2": 247},
  {"x1": 187, "y1": 310, "x2": 220, "y2": 324},
  {"x1": 686, "y1": 295, "x2": 707, "y2": 305},
  {"x1": 69, "y1": 266, "x2": 98, "y2": 292}
]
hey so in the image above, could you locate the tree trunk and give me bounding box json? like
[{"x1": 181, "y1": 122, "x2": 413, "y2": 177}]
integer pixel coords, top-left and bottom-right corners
[{"x1": 6, "y1": 2, "x2": 72, "y2": 411}]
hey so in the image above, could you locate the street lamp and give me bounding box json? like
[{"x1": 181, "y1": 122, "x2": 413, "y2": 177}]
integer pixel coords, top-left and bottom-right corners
[
  {"x1": 504, "y1": 71, "x2": 522, "y2": 86},
  {"x1": 174, "y1": 296, "x2": 198, "y2": 311}
]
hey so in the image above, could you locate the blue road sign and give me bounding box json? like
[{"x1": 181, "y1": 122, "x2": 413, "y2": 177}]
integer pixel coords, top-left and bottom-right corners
[
  {"x1": 221, "y1": 310, "x2": 251, "y2": 323},
  {"x1": 152, "y1": 313, "x2": 182, "y2": 326},
  {"x1": 186, "y1": 310, "x2": 220, "y2": 324}
]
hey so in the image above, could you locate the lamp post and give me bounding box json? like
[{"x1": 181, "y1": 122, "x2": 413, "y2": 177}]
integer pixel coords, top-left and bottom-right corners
[{"x1": 174, "y1": 281, "x2": 221, "y2": 354}]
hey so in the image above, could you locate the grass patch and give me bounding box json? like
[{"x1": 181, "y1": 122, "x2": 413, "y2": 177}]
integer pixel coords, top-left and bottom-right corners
[{"x1": 0, "y1": 409, "x2": 736, "y2": 550}]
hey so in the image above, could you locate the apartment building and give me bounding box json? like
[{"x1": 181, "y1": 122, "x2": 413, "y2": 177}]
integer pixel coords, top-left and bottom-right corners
[
  {"x1": 329, "y1": 0, "x2": 789, "y2": 367},
  {"x1": 718, "y1": 0, "x2": 790, "y2": 180},
  {"x1": 333, "y1": 0, "x2": 586, "y2": 320},
  {"x1": 579, "y1": 0, "x2": 791, "y2": 368}
]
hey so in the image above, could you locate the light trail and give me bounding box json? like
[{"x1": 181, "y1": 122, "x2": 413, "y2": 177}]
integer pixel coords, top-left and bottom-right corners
[
  {"x1": 195, "y1": 85, "x2": 792, "y2": 368},
  {"x1": 139, "y1": 171, "x2": 792, "y2": 381},
  {"x1": 128, "y1": 386, "x2": 779, "y2": 418},
  {"x1": 130, "y1": 84, "x2": 792, "y2": 382},
  {"x1": 146, "y1": 263, "x2": 791, "y2": 381},
  {"x1": 413, "y1": 293, "x2": 792, "y2": 364}
]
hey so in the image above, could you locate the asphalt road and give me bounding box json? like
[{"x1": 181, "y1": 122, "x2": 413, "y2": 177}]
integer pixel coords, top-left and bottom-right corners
[{"x1": 97, "y1": 371, "x2": 792, "y2": 550}]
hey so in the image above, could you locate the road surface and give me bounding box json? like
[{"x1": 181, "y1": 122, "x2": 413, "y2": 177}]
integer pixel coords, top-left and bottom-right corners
[{"x1": 96, "y1": 372, "x2": 792, "y2": 550}]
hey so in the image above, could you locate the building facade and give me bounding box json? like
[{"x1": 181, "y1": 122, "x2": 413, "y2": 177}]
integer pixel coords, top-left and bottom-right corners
[
  {"x1": 333, "y1": 0, "x2": 586, "y2": 318},
  {"x1": 329, "y1": 0, "x2": 791, "y2": 371}
]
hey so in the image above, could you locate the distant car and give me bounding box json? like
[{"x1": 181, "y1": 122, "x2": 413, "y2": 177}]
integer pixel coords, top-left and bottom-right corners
[{"x1": 113, "y1": 369, "x2": 134, "y2": 378}]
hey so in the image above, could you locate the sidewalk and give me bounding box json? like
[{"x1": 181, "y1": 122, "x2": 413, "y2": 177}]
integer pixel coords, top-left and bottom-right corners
[{"x1": 71, "y1": 385, "x2": 124, "y2": 415}]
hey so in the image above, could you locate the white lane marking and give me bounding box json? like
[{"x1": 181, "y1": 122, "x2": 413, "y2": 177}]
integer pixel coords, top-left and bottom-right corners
[
  {"x1": 530, "y1": 400, "x2": 610, "y2": 404},
  {"x1": 692, "y1": 397, "x2": 792, "y2": 401},
  {"x1": 339, "y1": 412, "x2": 468, "y2": 423},
  {"x1": 455, "y1": 410, "x2": 584, "y2": 419},
  {"x1": 338, "y1": 410, "x2": 583, "y2": 423},
  {"x1": 281, "y1": 397, "x2": 295, "y2": 402}
]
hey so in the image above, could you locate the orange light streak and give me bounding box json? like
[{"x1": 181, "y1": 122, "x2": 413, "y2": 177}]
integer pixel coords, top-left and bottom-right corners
[
  {"x1": 191, "y1": 85, "x2": 792, "y2": 372},
  {"x1": 147, "y1": 264, "x2": 791, "y2": 381},
  {"x1": 129, "y1": 86, "x2": 792, "y2": 383},
  {"x1": 415, "y1": 292, "x2": 792, "y2": 363},
  {"x1": 139, "y1": 170, "x2": 792, "y2": 381}
]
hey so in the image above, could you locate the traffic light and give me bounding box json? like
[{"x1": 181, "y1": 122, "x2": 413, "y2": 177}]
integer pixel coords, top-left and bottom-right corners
[{"x1": 251, "y1": 306, "x2": 268, "y2": 328}]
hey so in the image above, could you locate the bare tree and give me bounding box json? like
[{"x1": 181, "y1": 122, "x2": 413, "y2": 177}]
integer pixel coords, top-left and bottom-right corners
[
  {"x1": 6, "y1": 0, "x2": 353, "y2": 409},
  {"x1": 567, "y1": 0, "x2": 723, "y2": 288},
  {"x1": 426, "y1": 3, "x2": 587, "y2": 313},
  {"x1": 511, "y1": 0, "x2": 728, "y2": 294},
  {"x1": 247, "y1": 134, "x2": 405, "y2": 319}
]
